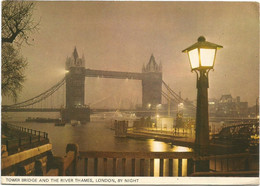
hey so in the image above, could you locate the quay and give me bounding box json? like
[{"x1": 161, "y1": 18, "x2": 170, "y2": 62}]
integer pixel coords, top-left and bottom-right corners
[
  {"x1": 115, "y1": 120, "x2": 259, "y2": 155},
  {"x1": 126, "y1": 128, "x2": 248, "y2": 154},
  {"x1": 127, "y1": 128, "x2": 195, "y2": 148}
]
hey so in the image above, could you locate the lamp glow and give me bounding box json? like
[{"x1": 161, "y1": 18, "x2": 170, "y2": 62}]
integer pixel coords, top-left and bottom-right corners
[
  {"x1": 188, "y1": 49, "x2": 199, "y2": 69},
  {"x1": 183, "y1": 36, "x2": 222, "y2": 71},
  {"x1": 200, "y1": 49, "x2": 215, "y2": 67}
]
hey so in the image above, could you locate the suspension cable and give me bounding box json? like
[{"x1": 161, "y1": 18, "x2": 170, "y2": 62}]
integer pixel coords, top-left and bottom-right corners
[
  {"x1": 162, "y1": 80, "x2": 196, "y2": 109},
  {"x1": 6, "y1": 77, "x2": 65, "y2": 108}
]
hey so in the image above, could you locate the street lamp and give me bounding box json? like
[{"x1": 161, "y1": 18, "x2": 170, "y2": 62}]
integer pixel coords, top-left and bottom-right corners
[
  {"x1": 177, "y1": 103, "x2": 184, "y2": 112},
  {"x1": 182, "y1": 36, "x2": 223, "y2": 170}
]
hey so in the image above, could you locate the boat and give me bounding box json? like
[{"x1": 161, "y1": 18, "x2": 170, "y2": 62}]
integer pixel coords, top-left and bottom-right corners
[
  {"x1": 71, "y1": 120, "x2": 80, "y2": 126},
  {"x1": 26, "y1": 117, "x2": 59, "y2": 123},
  {"x1": 54, "y1": 119, "x2": 66, "y2": 126}
]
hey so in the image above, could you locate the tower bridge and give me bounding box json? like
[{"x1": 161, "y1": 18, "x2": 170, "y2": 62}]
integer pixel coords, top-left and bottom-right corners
[
  {"x1": 63, "y1": 48, "x2": 163, "y2": 122},
  {"x1": 65, "y1": 48, "x2": 162, "y2": 111},
  {"x1": 5, "y1": 47, "x2": 188, "y2": 122}
]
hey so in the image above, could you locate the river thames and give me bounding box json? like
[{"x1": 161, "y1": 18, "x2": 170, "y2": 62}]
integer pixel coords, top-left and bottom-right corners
[{"x1": 3, "y1": 112, "x2": 194, "y2": 176}]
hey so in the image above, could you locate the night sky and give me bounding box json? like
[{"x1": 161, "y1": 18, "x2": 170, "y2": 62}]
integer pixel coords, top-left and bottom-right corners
[{"x1": 2, "y1": 2, "x2": 259, "y2": 107}]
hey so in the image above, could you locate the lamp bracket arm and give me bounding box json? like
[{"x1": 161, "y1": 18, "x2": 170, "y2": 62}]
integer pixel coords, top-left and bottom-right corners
[{"x1": 206, "y1": 69, "x2": 211, "y2": 78}]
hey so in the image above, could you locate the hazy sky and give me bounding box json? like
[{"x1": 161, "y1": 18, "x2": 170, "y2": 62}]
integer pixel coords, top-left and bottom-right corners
[{"x1": 3, "y1": 1, "x2": 259, "y2": 107}]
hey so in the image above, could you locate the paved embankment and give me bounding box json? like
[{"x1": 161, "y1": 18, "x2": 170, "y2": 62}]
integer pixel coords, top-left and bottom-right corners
[
  {"x1": 126, "y1": 129, "x2": 244, "y2": 154},
  {"x1": 127, "y1": 129, "x2": 195, "y2": 148}
]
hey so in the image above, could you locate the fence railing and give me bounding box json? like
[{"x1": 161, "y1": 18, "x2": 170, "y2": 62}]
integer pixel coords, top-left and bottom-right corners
[
  {"x1": 192, "y1": 153, "x2": 259, "y2": 176},
  {"x1": 79, "y1": 151, "x2": 194, "y2": 176},
  {"x1": 2, "y1": 123, "x2": 49, "y2": 155},
  {"x1": 79, "y1": 151, "x2": 259, "y2": 177},
  {"x1": 132, "y1": 127, "x2": 194, "y2": 137}
]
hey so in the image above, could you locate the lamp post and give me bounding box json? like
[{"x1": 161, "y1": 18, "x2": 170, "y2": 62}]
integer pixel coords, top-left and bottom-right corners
[{"x1": 182, "y1": 36, "x2": 223, "y2": 171}]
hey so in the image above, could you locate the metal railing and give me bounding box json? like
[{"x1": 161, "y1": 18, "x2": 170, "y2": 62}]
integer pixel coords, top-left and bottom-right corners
[
  {"x1": 79, "y1": 151, "x2": 258, "y2": 177},
  {"x1": 192, "y1": 153, "x2": 259, "y2": 176},
  {"x1": 2, "y1": 123, "x2": 49, "y2": 155}
]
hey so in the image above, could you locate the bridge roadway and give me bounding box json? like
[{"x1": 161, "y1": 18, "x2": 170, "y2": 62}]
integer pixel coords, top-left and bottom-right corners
[
  {"x1": 2, "y1": 108, "x2": 148, "y2": 113},
  {"x1": 85, "y1": 69, "x2": 143, "y2": 80},
  {"x1": 2, "y1": 108, "x2": 61, "y2": 112},
  {"x1": 2, "y1": 107, "x2": 165, "y2": 114}
]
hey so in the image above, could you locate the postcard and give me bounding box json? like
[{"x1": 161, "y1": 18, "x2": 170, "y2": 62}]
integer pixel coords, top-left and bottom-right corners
[{"x1": 1, "y1": 1, "x2": 259, "y2": 185}]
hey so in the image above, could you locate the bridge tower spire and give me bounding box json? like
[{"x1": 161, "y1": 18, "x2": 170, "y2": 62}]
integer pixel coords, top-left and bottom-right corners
[
  {"x1": 142, "y1": 54, "x2": 162, "y2": 108},
  {"x1": 73, "y1": 47, "x2": 79, "y2": 60}
]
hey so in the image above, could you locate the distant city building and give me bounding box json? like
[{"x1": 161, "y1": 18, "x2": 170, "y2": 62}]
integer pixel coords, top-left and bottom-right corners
[
  {"x1": 208, "y1": 98, "x2": 218, "y2": 116},
  {"x1": 213, "y1": 94, "x2": 248, "y2": 117},
  {"x1": 248, "y1": 105, "x2": 258, "y2": 118}
]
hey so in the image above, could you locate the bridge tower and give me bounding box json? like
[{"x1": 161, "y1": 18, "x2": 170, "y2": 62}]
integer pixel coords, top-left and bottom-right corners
[
  {"x1": 62, "y1": 47, "x2": 90, "y2": 122},
  {"x1": 142, "y1": 54, "x2": 162, "y2": 108},
  {"x1": 65, "y1": 47, "x2": 85, "y2": 108}
]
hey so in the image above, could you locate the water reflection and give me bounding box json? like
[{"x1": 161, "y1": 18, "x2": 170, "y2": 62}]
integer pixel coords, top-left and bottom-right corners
[
  {"x1": 148, "y1": 140, "x2": 167, "y2": 152},
  {"x1": 172, "y1": 146, "x2": 193, "y2": 152}
]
